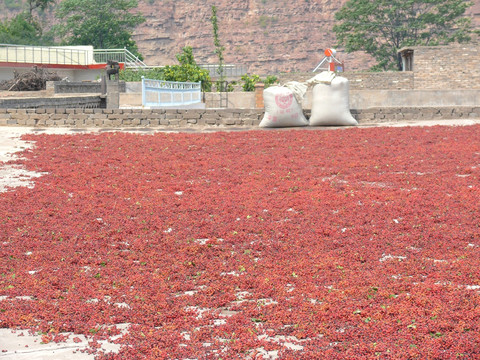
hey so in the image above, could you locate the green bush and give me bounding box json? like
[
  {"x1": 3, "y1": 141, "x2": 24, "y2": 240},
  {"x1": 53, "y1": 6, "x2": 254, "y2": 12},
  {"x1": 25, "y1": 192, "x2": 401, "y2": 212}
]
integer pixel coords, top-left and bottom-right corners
[
  {"x1": 241, "y1": 74, "x2": 278, "y2": 92},
  {"x1": 226, "y1": 81, "x2": 237, "y2": 92},
  {"x1": 119, "y1": 47, "x2": 212, "y2": 92},
  {"x1": 163, "y1": 64, "x2": 212, "y2": 92},
  {"x1": 264, "y1": 75, "x2": 278, "y2": 88},
  {"x1": 241, "y1": 74, "x2": 261, "y2": 92},
  {"x1": 119, "y1": 68, "x2": 154, "y2": 82}
]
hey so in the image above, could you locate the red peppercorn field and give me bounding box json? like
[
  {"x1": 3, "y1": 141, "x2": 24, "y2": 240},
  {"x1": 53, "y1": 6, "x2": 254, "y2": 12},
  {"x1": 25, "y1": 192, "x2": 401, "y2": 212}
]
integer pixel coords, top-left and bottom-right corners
[{"x1": 1, "y1": 126, "x2": 479, "y2": 359}]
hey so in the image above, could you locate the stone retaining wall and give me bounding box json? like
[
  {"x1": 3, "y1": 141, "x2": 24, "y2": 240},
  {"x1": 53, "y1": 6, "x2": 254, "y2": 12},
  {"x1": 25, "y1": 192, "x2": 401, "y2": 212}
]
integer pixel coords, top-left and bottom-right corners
[
  {"x1": 350, "y1": 107, "x2": 479, "y2": 122},
  {"x1": 0, "y1": 107, "x2": 478, "y2": 127}
]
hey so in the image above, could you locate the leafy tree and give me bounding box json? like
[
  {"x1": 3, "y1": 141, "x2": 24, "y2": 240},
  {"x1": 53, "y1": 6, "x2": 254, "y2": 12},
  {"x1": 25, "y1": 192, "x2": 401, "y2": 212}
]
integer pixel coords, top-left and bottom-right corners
[
  {"x1": 3, "y1": 0, "x2": 23, "y2": 11},
  {"x1": 163, "y1": 47, "x2": 212, "y2": 91},
  {"x1": 0, "y1": 0, "x2": 56, "y2": 45},
  {"x1": 176, "y1": 45, "x2": 197, "y2": 66},
  {"x1": 26, "y1": 0, "x2": 56, "y2": 18},
  {"x1": 0, "y1": 12, "x2": 44, "y2": 45},
  {"x1": 333, "y1": 0, "x2": 473, "y2": 70},
  {"x1": 55, "y1": 0, "x2": 145, "y2": 57}
]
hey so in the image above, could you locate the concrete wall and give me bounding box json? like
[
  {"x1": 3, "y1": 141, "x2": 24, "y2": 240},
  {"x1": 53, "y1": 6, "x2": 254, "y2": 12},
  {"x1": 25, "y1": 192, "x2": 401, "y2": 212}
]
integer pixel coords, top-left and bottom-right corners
[
  {"x1": 51, "y1": 81, "x2": 126, "y2": 94},
  {"x1": 219, "y1": 89, "x2": 480, "y2": 110},
  {"x1": 120, "y1": 89, "x2": 480, "y2": 110},
  {"x1": 126, "y1": 82, "x2": 142, "y2": 93},
  {"x1": 120, "y1": 93, "x2": 142, "y2": 107},
  {"x1": 0, "y1": 68, "x2": 18, "y2": 81},
  {"x1": 1, "y1": 87, "x2": 477, "y2": 110},
  {"x1": 0, "y1": 107, "x2": 478, "y2": 128},
  {"x1": 0, "y1": 67, "x2": 104, "y2": 82},
  {"x1": 349, "y1": 89, "x2": 480, "y2": 108},
  {"x1": 204, "y1": 92, "x2": 256, "y2": 109},
  {"x1": 0, "y1": 96, "x2": 104, "y2": 109}
]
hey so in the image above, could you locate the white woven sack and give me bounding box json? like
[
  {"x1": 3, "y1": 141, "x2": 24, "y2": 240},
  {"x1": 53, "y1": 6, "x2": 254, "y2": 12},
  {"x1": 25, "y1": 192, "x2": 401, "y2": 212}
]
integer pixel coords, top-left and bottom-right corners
[
  {"x1": 309, "y1": 76, "x2": 358, "y2": 126},
  {"x1": 259, "y1": 86, "x2": 308, "y2": 128}
]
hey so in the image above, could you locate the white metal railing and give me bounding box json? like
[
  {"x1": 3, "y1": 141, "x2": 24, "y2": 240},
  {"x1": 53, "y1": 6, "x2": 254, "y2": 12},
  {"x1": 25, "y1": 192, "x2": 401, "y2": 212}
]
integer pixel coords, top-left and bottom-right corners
[
  {"x1": 94, "y1": 48, "x2": 147, "y2": 68},
  {"x1": 0, "y1": 44, "x2": 148, "y2": 68},
  {"x1": 142, "y1": 77, "x2": 202, "y2": 107},
  {"x1": 0, "y1": 44, "x2": 90, "y2": 65},
  {"x1": 199, "y1": 64, "x2": 247, "y2": 78}
]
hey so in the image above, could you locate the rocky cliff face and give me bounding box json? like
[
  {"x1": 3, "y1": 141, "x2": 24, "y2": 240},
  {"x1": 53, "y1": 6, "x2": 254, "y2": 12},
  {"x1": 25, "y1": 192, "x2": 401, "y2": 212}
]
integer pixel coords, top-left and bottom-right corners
[
  {"x1": 133, "y1": 0, "x2": 374, "y2": 74},
  {"x1": 133, "y1": 0, "x2": 480, "y2": 74},
  {"x1": 2, "y1": 0, "x2": 479, "y2": 74}
]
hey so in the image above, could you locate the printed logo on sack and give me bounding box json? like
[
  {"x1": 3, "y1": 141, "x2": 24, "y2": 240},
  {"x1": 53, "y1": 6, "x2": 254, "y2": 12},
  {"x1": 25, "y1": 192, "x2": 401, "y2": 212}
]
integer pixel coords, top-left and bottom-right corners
[{"x1": 275, "y1": 93, "x2": 293, "y2": 109}]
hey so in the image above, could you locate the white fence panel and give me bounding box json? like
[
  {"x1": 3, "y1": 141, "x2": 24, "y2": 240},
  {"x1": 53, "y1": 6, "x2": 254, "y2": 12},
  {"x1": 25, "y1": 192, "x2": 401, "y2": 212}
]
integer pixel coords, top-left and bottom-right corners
[{"x1": 142, "y1": 78, "x2": 202, "y2": 107}]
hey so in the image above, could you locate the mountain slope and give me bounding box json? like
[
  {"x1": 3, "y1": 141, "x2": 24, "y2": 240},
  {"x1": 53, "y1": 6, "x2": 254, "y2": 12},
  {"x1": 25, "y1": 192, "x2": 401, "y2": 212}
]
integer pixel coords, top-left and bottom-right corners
[
  {"x1": 133, "y1": 0, "x2": 373, "y2": 73},
  {"x1": 2, "y1": 0, "x2": 479, "y2": 74}
]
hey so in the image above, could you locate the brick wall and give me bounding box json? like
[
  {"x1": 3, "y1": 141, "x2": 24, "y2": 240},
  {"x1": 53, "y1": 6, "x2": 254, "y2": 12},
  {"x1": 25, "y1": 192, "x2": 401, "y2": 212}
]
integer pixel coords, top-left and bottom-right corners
[
  {"x1": 276, "y1": 72, "x2": 414, "y2": 90},
  {"x1": 412, "y1": 44, "x2": 480, "y2": 89},
  {"x1": 0, "y1": 107, "x2": 478, "y2": 128},
  {"x1": 344, "y1": 72, "x2": 414, "y2": 90}
]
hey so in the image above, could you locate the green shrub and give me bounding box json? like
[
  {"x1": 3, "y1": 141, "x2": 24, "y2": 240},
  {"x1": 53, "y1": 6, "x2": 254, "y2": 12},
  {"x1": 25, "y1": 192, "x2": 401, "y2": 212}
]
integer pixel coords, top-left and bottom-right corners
[
  {"x1": 163, "y1": 64, "x2": 211, "y2": 92},
  {"x1": 119, "y1": 47, "x2": 212, "y2": 92},
  {"x1": 227, "y1": 81, "x2": 237, "y2": 92},
  {"x1": 241, "y1": 74, "x2": 278, "y2": 91},
  {"x1": 264, "y1": 75, "x2": 278, "y2": 88},
  {"x1": 241, "y1": 74, "x2": 261, "y2": 92}
]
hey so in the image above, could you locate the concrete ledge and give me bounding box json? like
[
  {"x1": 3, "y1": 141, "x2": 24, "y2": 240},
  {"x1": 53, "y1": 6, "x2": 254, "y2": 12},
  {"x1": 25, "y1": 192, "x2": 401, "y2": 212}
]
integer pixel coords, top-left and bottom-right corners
[
  {"x1": 49, "y1": 81, "x2": 126, "y2": 94},
  {"x1": 0, "y1": 95, "x2": 104, "y2": 109},
  {"x1": 0, "y1": 107, "x2": 478, "y2": 128}
]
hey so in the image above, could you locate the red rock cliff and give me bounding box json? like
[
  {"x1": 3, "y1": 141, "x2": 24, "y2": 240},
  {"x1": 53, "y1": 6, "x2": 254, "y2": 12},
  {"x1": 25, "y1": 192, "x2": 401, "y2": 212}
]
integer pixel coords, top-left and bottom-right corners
[{"x1": 133, "y1": 0, "x2": 479, "y2": 74}]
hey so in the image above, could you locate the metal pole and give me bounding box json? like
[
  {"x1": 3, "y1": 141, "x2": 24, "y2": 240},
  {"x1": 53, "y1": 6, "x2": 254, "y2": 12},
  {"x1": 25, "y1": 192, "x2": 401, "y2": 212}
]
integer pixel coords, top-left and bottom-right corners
[{"x1": 141, "y1": 76, "x2": 146, "y2": 107}]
